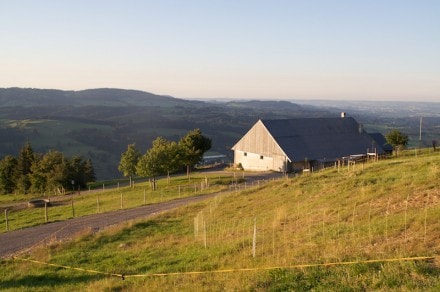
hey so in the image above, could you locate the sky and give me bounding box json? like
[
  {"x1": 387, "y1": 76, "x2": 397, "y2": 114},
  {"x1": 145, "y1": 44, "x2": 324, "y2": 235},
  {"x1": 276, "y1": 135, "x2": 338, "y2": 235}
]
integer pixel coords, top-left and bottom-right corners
[{"x1": 1, "y1": 0, "x2": 439, "y2": 101}]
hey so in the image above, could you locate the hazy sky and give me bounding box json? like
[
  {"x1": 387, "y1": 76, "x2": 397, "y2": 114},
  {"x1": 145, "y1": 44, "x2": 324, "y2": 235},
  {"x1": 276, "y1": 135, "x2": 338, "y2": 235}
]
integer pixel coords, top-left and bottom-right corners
[{"x1": 1, "y1": 0, "x2": 439, "y2": 101}]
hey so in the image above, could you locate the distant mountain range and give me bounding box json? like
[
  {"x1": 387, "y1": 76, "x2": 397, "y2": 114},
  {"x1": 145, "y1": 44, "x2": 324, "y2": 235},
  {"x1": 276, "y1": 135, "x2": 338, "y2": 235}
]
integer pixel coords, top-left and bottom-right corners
[{"x1": 0, "y1": 87, "x2": 197, "y2": 108}]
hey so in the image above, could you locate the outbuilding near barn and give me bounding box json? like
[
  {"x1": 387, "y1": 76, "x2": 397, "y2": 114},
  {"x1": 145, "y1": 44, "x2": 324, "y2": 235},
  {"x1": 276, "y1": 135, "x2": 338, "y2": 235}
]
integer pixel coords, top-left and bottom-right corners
[{"x1": 231, "y1": 113, "x2": 385, "y2": 173}]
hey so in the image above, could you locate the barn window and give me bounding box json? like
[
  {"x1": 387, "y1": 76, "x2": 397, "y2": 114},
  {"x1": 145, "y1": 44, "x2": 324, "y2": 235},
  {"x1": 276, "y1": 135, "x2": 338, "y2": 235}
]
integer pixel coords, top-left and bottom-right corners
[
  {"x1": 244, "y1": 152, "x2": 247, "y2": 156},
  {"x1": 260, "y1": 155, "x2": 264, "y2": 159}
]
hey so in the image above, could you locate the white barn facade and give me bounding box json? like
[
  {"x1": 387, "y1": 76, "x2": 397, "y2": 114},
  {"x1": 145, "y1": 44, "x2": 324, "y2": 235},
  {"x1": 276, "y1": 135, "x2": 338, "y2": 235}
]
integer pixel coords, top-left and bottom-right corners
[
  {"x1": 232, "y1": 117, "x2": 384, "y2": 172},
  {"x1": 232, "y1": 120, "x2": 289, "y2": 172}
]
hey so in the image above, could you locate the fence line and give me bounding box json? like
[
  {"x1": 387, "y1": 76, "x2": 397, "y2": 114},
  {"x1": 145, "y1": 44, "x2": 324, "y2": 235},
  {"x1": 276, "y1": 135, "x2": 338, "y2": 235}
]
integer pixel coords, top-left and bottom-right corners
[
  {"x1": 193, "y1": 178, "x2": 438, "y2": 264},
  {"x1": 5, "y1": 150, "x2": 440, "y2": 281},
  {"x1": 2, "y1": 150, "x2": 439, "y2": 236},
  {"x1": 1, "y1": 176, "x2": 240, "y2": 232}
]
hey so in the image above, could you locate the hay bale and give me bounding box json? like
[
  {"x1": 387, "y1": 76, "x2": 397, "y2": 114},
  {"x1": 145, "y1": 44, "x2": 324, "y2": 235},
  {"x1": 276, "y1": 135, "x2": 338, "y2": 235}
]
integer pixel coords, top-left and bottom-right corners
[{"x1": 28, "y1": 199, "x2": 50, "y2": 208}]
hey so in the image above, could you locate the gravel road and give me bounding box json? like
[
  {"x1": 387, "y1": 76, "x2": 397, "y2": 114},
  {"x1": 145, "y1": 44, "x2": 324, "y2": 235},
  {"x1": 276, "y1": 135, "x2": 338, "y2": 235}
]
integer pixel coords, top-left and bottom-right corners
[
  {"x1": 0, "y1": 171, "x2": 282, "y2": 258},
  {"x1": 0, "y1": 192, "x2": 219, "y2": 258}
]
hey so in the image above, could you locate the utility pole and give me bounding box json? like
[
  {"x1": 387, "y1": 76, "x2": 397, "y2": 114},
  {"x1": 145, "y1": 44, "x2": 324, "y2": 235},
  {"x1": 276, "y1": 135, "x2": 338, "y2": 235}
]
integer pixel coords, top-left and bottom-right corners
[{"x1": 419, "y1": 117, "x2": 423, "y2": 149}]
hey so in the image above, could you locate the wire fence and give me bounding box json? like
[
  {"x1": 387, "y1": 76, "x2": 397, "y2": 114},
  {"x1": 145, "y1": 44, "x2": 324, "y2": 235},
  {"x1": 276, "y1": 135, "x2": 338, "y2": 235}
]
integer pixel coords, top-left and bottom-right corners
[
  {"x1": 4, "y1": 148, "x2": 440, "y2": 282},
  {"x1": 0, "y1": 175, "x2": 241, "y2": 233},
  {"x1": 193, "y1": 193, "x2": 439, "y2": 265}
]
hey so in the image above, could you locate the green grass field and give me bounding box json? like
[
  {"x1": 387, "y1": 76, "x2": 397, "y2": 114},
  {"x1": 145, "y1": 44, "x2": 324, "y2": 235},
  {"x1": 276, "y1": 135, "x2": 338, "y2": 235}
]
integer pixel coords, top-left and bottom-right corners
[
  {"x1": 1, "y1": 150, "x2": 440, "y2": 290},
  {"x1": 0, "y1": 173, "x2": 239, "y2": 233}
]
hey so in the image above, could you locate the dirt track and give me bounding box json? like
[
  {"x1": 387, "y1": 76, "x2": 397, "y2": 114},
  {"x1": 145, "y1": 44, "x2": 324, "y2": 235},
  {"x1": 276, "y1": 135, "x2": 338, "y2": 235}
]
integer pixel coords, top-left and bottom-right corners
[
  {"x1": 0, "y1": 171, "x2": 282, "y2": 258},
  {"x1": 0, "y1": 192, "x2": 219, "y2": 258}
]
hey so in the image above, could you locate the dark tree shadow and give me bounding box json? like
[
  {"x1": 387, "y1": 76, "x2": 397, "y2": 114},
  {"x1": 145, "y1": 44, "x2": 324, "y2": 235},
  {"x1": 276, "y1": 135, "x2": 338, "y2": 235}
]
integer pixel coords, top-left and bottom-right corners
[{"x1": 0, "y1": 273, "x2": 105, "y2": 289}]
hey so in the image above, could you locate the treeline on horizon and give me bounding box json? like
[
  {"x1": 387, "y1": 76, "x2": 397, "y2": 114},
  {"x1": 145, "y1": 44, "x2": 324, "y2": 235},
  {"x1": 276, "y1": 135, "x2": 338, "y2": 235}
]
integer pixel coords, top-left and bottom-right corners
[{"x1": 0, "y1": 143, "x2": 96, "y2": 195}]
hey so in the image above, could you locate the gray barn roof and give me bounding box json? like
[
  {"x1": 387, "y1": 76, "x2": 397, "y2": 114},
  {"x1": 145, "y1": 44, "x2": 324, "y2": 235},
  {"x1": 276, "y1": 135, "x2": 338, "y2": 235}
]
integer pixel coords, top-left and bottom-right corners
[
  {"x1": 369, "y1": 132, "x2": 393, "y2": 153},
  {"x1": 260, "y1": 117, "x2": 384, "y2": 162}
]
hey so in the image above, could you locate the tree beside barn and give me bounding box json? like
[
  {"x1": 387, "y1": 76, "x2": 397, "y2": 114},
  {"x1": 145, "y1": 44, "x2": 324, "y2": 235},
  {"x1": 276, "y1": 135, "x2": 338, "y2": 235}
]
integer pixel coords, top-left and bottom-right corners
[
  {"x1": 118, "y1": 143, "x2": 141, "y2": 187},
  {"x1": 385, "y1": 129, "x2": 409, "y2": 155}
]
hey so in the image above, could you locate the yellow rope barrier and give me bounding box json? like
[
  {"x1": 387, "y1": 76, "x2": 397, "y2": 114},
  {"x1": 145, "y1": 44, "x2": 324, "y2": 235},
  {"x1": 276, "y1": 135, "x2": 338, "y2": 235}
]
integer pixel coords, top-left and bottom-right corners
[
  {"x1": 13, "y1": 256, "x2": 125, "y2": 279},
  {"x1": 13, "y1": 255, "x2": 436, "y2": 280}
]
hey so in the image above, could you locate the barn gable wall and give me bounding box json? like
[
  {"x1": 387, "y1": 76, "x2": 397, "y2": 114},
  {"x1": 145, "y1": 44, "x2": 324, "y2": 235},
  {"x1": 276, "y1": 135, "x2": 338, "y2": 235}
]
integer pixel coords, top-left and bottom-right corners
[
  {"x1": 232, "y1": 120, "x2": 288, "y2": 171},
  {"x1": 234, "y1": 151, "x2": 274, "y2": 171},
  {"x1": 232, "y1": 120, "x2": 286, "y2": 157}
]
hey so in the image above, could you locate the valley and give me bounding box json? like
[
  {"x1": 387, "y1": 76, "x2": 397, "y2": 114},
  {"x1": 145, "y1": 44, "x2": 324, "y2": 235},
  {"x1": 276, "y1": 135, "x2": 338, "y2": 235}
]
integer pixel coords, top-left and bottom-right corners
[{"x1": 1, "y1": 88, "x2": 439, "y2": 179}]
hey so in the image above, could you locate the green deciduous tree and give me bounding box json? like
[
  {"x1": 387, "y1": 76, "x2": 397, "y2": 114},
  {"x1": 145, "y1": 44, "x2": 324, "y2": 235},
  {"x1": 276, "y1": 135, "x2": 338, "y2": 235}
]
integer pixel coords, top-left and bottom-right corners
[
  {"x1": 118, "y1": 143, "x2": 141, "y2": 187},
  {"x1": 0, "y1": 155, "x2": 17, "y2": 194},
  {"x1": 30, "y1": 150, "x2": 68, "y2": 195},
  {"x1": 136, "y1": 137, "x2": 180, "y2": 190},
  {"x1": 385, "y1": 129, "x2": 409, "y2": 155},
  {"x1": 15, "y1": 142, "x2": 36, "y2": 194},
  {"x1": 83, "y1": 158, "x2": 96, "y2": 186},
  {"x1": 162, "y1": 140, "x2": 180, "y2": 183},
  {"x1": 68, "y1": 156, "x2": 96, "y2": 190},
  {"x1": 178, "y1": 129, "x2": 211, "y2": 178},
  {"x1": 29, "y1": 155, "x2": 45, "y2": 194},
  {"x1": 127, "y1": 129, "x2": 212, "y2": 188},
  {"x1": 2, "y1": 142, "x2": 96, "y2": 195},
  {"x1": 29, "y1": 151, "x2": 96, "y2": 194}
]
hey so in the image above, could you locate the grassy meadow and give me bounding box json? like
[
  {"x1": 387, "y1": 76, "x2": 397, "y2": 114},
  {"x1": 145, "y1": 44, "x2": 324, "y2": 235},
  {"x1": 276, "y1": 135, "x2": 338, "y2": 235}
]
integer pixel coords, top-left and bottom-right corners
[
  {"x1": 0, "y1": 173, "x2": 240, "y2": 233},
  {"x1": 1, "y1": 149, "x2": 440, "y2": 290}
]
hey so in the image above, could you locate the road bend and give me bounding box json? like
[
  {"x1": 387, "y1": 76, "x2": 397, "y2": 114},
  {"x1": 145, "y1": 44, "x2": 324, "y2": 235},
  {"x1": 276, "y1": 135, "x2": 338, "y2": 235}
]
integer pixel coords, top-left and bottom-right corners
[{"x1": 0, "y1": 171, "x2": 282, "y2": 258}]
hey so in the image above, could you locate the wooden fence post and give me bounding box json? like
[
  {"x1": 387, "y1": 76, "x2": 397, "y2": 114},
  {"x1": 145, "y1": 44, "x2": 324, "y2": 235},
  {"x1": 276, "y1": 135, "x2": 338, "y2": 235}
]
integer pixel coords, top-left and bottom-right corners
[
  {"x1": 352, "y1": 202, "x2": 357, "y2": 238},
  {"x1": 272, "y1": 221, "x2": 275, "y2": 255},
  {"x1": 194, "y1": 215, "x2": 198, "y2": 239},
  {"x1": 5, "y1": 209, "x2": 9, "y2": 232},
  {"x1": 404, "y1": 193, "x2": 409, "y2": 240},
  {"x1": 424, "y1": 194, "x2": 429, "y2": 244},
  {"x1": 252, "y1": 217, "x2": 257, "y2": 258},
  {"x1": 44, "y1": 202, "x2": 48, "y2": 223},
  {"x1": 203, "y1": 220, "x2": 207, "y2": 248},
  {"x1": 385, "y1": 198, "x2": 390, "y2": 240},
  {"x1": 71, "y1": 197, "x2": 75, "y2": 218},
  {"x1": 97, "y1": 194, "x2": 100, "y2": 213},
  {"x1": 368, "y1": 200, "x2": 372, "y2": 244}
]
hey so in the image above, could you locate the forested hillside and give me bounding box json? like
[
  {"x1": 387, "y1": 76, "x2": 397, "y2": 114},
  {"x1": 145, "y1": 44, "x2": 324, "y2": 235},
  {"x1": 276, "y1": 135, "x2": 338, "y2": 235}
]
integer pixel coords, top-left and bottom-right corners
[
  {"x1": 0, "y1": 88, "x2": 328, "y2": 179},
  {"x1": 1, "y1": 88, "x2": 439, "y2": 179}
]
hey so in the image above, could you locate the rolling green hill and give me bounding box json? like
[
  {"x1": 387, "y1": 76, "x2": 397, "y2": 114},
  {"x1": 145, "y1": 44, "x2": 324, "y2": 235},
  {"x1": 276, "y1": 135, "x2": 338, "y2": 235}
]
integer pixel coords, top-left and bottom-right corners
[
  {"x1": 1, "y1": 150, "x2": 439, "y2": 290},
  {"x1": 0, "y1": 87, "x2": 195, "y2": 107},
  {"x1": 0, "y1": 88, "x2": 324, "y2": 179},
  {"x1": 1, "y1": 88, "x2": 439, "y2": 180}
]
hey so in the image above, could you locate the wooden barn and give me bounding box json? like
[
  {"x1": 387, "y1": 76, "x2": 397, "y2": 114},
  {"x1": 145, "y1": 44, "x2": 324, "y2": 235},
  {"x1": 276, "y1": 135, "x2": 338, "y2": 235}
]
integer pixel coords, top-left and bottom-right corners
[{"x1": 231, "y1": 115, "x2": 384, "y2": 172}]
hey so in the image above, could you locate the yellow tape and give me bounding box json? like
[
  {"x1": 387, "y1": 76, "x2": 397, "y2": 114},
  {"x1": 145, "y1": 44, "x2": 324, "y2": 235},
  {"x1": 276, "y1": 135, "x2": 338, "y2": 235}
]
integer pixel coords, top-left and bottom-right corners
[
  {"x1": 14, "y1": 255, "x2": 435, "y2": 279},
  {"x1": 13, "y1": 256, "x2": 124, "y2": 279},
  {"x1": 125, "y1": 256, "x2": 435, "y2": 278}
]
